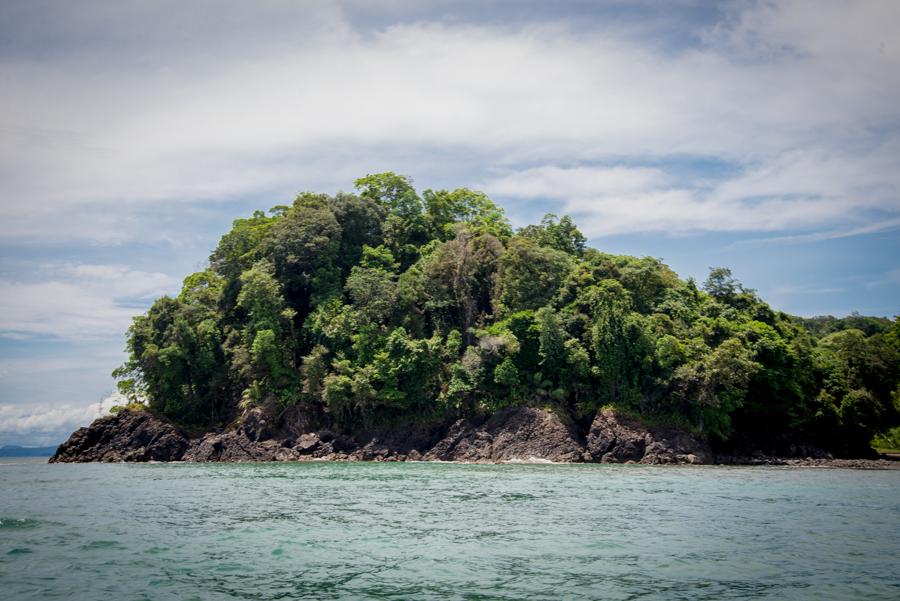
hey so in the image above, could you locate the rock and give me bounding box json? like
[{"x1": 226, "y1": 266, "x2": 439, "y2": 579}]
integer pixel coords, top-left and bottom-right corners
[
  {"x1": 712, "y1": 432, "x2": 838, "y2": 465},
  {"x1": 331, "y1": 434, "x2": 357, "y2": 453},
  {"x1": 182, "y1": 431, "x2": 297, "y2": 462},
  {"x1": 424, "y1": 406, "x2": 585, "y2": 463},
  {"x1": 351, "y1": 421, "x2": 447, "y2": 458},
  {"x1": 179, "y1": 403, "x2": 333, "y2": 462},
  {"x1": 238, "y1": 407, "x2": 273, "y2": 442},
  {"x1": 50, "y1": 410, "x2": 189, "y2": 463},
  {"x1": 275, "y1": 404, "x2": 322, "y2": 439},
  {"x1": 586, "y1": 408, "x2": 711, "y2": 464},
  {"x1": 295, "y1": 433, "x2": 321, "y2": 453},
  {"x1": 239, "y1": 404, "x2": 323, "y2": 443}
]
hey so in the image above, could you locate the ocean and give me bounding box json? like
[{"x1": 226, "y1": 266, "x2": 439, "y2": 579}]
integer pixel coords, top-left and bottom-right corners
[{"x1": 1, "y1": 459, "x2": 898, "y2": 600}]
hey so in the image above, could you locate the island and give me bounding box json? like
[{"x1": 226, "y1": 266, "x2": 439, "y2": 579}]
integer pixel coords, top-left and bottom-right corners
[{"x1": 52, "y1": 173, "x2": 900, "y2": 466}]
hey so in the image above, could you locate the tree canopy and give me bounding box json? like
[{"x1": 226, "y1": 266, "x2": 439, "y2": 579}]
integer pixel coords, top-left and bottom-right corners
[{"x1": 114, "y1": 173, "x2": 900, "y2": 455}]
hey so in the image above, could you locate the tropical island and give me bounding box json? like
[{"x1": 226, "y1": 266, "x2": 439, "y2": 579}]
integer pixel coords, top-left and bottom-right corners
[{"x1": 52, "y1": 173, "x2": 900, "y2": 465}]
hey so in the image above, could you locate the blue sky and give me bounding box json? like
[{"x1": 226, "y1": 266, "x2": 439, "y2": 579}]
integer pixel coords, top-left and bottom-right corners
[{"x1": 1, "y1": 0, "x2": 898, "y2": 446}]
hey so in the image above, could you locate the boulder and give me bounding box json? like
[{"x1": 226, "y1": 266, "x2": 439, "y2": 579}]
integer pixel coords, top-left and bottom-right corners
[
  {"x1": 238, "y1": 403, "x2": 323, "y2": 443},
  {"x1": 424, "y1": 406, "x2": 585, "y2": 463},
  {"x1": 50, "y1": 410, "x2": 189, "y2": 463},
  {"x1": 274, "y1": 404, "x2": 322, "y2": 439},
  {"x1": 182, "y1": 431, "x2": 299, "y2": 462},
  {"x1": 586, "y1": 408, "x2": 711, "y2": 464}
]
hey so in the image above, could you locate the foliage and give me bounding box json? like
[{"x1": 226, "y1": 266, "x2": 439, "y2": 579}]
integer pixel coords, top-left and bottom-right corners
[
  {"x1": 114, "y1": 173, "x2": 900, "y2": 455},
  {"x1": 872, "y1": 425, "x2": 900, "y2": 451}
]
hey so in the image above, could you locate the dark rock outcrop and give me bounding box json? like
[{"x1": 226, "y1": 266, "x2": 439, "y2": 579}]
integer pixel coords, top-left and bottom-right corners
[
  {"x1": 586, "y1": 408, "x2": 711, "y2": 464},
  {"x1": 50, "y1": 410, "x2": 189, "y2": 463},
  {"x1": 238, "y1": 404, "x2": 322, "y2": 443},
  {"x1": 182, "y1": 431, "x2": 300, "y2": 462},
  {"x1": 345, "y1": 421, "x2": 448, "y2": 461},
  {"x1": 57, "y1": 404, "x2": 892, "y2": 467},
  {"x1": 182, "y1": 420, "x2": 446, "y2": 463},
  {"x1": 711, "y1": 431, "x2": 837, "y2": 464},
  {"x1": 179, "y1": 407, "x2": 584, "y2": 463},
  {"x1": 182, "y1": 406, "x2": 359, "y2": 462},
  {"x1": 424, "y1": 406, "x2": 585, "y2": 463}
]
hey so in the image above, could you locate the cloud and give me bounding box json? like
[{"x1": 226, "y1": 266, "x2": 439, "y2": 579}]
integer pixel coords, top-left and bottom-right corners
[
  {"x1": 0, "y1": 393, "x2": 124, "y2": 447},
  {"x1": 0, "y1": 0, "x2": 897, "y2": 242},
  {"x1": 485, "y1": 166, "x2": 670, "y2": 199},
  {"x1": 0, "y1": 0, "x2": 897, "y2": 425},
  {"x1": 482, "y1": 152, "x2": 900, "y2": 236},
  {"x1": 58, "y1": 263, "x2": 176, "y2": 300},
  {"x1": 727, "y1": 216, "x2": 900, "y2": 247},
  {"x1": 0, "y1": 264, "x2": 179, "y2": 340},
  {"x1": 864, "y1": 268, "x2": 900, "y2": 290}
]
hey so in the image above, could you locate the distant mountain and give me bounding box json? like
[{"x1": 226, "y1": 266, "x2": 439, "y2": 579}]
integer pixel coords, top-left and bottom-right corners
[{"x1": 0, "y1": 445, "x2": 58, "y2": 457}]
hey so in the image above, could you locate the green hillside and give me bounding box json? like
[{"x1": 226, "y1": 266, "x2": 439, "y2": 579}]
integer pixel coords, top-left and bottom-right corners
[{"x1": 112, "y1": 173, "x2": 900, "y2": 456}]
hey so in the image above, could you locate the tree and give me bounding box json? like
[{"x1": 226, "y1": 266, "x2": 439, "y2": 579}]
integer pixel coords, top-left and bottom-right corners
[
  {"x1": 494, "y1": 237, "x2": 570, "y2": 314},
  {"x1": 345, "y1": 264, "x2": 399, "y2": 324},
  {"x1": 703, "y1": 267, "x2": 739, "y2": 299},
  {"x1": 589, "y1": 282, "x2": 651, "y2": 409},
  {"x1": 114, "y1": 173, "x2": 900, "y2": 458},
  {"x1": 423, "y1": 188, "x2": 513, "y2": 240},
  {"x1": 536, "y1": 307, "x2": 568, "y2": 381},
  {"x1": 233, "y1": 262, "x2": 300, "y2": 406},
  {"x1": 263, "y1": 195, "x2": 342, "y2": 316},
  {"x1": 328, "y1": 192, "x2": 386, "y2": 276},
  {"x1": 519, "y1": 214, "x2": 586, "y2": 256},
  {"x1": 355, "y1": 173, "x2": 429, "y2": 268},
  {"x1": 417, "y1": 230, "x2": 504, "y2": 338},
  {"x1": 210, "y1": 210, "x2": 277, "y2": 280},
  {"x1": 355, "y1": 172, "x2": 421, "y2": 218}
]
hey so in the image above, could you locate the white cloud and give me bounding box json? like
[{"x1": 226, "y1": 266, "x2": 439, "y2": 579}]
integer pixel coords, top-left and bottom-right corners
[
  {"x1": 0, "y1": 1, "x2": 897, "y2": 241},
  {"x1": 0, "y1": 281, "x2": 137, "y2": 339},
  {"x1": 58, "y1": 264, "x2": 176, "y2": 300},
  {"x1": 485, "y1": 166, "x2": 670, "y2": 199},
  {"x1": 0, "y1": 393, "x2": 124, "y2": 447},
  {"x1": 0, "y1": 0, "x2": 897, "y2": 427},
  {"x1": 0, "y1": 264, "x2": 178, "y2": 340},
  {"x1": 482, "y1": 152, "x2": 897, "y2": 236}
]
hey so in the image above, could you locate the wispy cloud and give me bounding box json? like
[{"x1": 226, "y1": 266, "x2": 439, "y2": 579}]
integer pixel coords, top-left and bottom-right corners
[
  {"x1": 0, "y1": 393, "x2": 123, "y2": 447},
  {"x1": 0, "y1": 0, "x2": 897, "y2": 419},
  {"x1": 482, "y1": 153, "x2": 899, "y2": 236},
  {"x1": 864, "y1": 268, "x2": 900, "y2": 290},
  {"x1": 727, "y1": 217, "x2": 900, "y2": 247},
  {"x1": 0, "y1": 264, "x2": 178, "y2": 340},
  {"x1": 1, "y1": 1, "x2": 897, "y2": 242}
]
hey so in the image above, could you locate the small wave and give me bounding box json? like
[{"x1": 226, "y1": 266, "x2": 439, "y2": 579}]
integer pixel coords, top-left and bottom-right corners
[
  {"x1": 80, "y1": 540, "x2": 125, "y2": 551},
  {"x1": 0, "y1": 517, "x2": 42, "y2": 529},
  {"x1": 501, "y1": 456, "x2": 559, "y2": 464},
  {"x1": 500, "y1": 493, "x2": 538, "y2": 501}
]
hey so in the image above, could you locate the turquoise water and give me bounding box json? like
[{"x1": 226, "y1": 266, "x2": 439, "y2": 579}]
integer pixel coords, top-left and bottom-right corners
[{"x1": 1, "y1": 459, "x2": 898, "y2": 600}]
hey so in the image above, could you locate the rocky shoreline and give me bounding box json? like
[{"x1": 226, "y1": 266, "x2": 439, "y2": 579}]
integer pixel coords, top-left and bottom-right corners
[{"x1": 49, "y1": 407, "x2": 900, "y2": 469}]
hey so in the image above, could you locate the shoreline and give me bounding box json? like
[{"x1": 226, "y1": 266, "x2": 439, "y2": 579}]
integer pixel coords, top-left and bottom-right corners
[
  {"x1": 42, "y1": 454, "x2": 900, "y2": 470},
  {"x1": 48, "y1": 408, "x2": 900, "y2": 470}
]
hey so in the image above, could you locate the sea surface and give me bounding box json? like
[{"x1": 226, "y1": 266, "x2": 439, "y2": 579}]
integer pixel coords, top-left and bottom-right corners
[{"x1": 1, "y1": 459, "x2": 898, "y2": 600}]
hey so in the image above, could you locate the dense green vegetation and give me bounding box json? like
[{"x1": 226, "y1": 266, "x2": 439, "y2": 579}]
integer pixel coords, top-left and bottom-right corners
[{"x1": 113, "y1": 173, "x2": 900, "y2": 455}]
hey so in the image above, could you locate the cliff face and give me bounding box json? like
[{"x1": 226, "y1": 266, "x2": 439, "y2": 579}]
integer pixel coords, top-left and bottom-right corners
[
  {"x1": 423, "y1": 407, "x2": 585, "y2": 463},
  {"x1": 586, "y1": 408, "x2": 712, "y2": 464},
  {"x1": 51, "y1": 405, "x2": 718, "y2": 464},
  {"x1": 50, "y1": 411, "x2": 189, "y2": 463}
]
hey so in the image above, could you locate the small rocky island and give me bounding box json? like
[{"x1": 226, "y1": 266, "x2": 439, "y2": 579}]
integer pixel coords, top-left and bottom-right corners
[
  {"x1": 53, "y1": 405, "x2": 713, "y2": 464},
  {"x1": 52, "y1": 174, "x2": 900, "y2": 466},
  {"x1": 51, "y1": 405, "x2": 895, "y2": 467}
]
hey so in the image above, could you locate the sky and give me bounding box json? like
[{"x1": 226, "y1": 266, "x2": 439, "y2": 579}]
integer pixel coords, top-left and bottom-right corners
[{"x1": 1, "y1": 0, "x2": 898, "y2": 446}]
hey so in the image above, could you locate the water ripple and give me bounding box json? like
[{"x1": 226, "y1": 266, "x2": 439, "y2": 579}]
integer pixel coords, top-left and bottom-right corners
[{"x1": 1, "y1": 462, "x2": 899, "y2": 600}]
